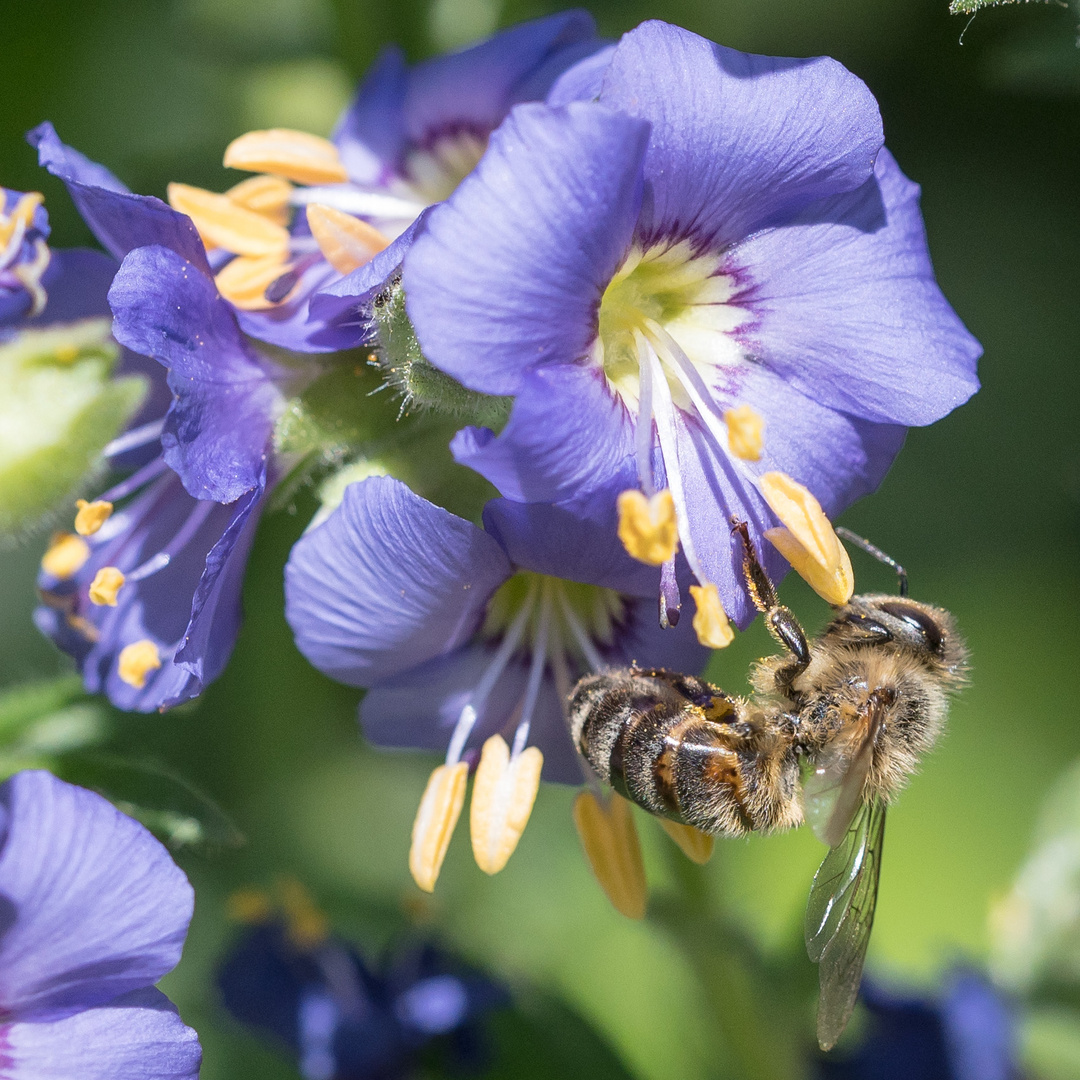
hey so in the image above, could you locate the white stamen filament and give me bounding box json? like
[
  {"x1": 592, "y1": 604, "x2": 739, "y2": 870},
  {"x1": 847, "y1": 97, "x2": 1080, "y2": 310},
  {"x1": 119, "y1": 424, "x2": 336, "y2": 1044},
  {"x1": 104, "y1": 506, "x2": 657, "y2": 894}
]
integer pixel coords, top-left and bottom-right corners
[
  {"x1": 642, "y1": 318, "x2": 758, "y2": 488},
  {"x1": 125, "y1": 499, "x2": 216, "y2": 583},
  {"x1": 637, "y1": 331, "x2": 709, "y2": 587},
  {"x1": 445, "y1": 580, "x2": 537, "y2": 765},
  {"x1": 511, "y1": 583, "x2": 553, "y2": 758},
  {"x1": 290, "y1": 186, "x2": 426, "y2": 222},
  {"x1": 556, "y1": 588, "x2": 606, "y2": 673},
  {"x1": 634, "y1": 337, "x2": 656, "y2": 498},
  {"x1": 99, "y1": 455, "x2": 169, "y2": 504},
  {"x1": 103, "y1": 420, "x2": 166, "y2": 461}
]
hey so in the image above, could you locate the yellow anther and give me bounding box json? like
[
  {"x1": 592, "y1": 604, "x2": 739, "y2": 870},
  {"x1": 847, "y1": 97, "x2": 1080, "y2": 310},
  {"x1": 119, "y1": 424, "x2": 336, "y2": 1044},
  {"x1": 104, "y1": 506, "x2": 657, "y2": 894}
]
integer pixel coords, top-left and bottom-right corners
[
  {"x1": 469, "y1": 734, "x2": 544, "y2": 876},
  {"x1": 223, "y1": 129, "x2": 349, "y2": 185},
  {"x1": 689, "y1": 582, "x2": 735, "y2": 649},
  {"x1": 278, "y1": 877, "x2": 330, "y2": 948},
  {"x1": 759, "y1": 471, "x2": 854, "y2": 606},
  {"x1": 215, "y1": 254, "x2": 295, "y2": 311},
  {"x1": 117, "y1": 639, "x2": 161, "y2": 689},
  {"x1": 54, "y1": 344, "x2": 79, "y2": 363},
  {"x1": 227, "y1": 888, "x2": 273, "y2": 924},
  {"x1": 12, "y1": 237, "x2": 51, "y2": 317},
  {"x1": 88, "y1": 566, "x2": 125, "y2": 606},
  {"x1": 0, "y1": 191, "x2": 44, "y2": 246},
  {"x1": 226, "y1": 174, "x2": 294, "y2": 225},
  {"x1": 658, "y1": 819, "x2": 715, "y2": 864},
  {"x1": 167, "y1": 182, "x2": 290, "y2": 258},
  {"x1": 306, "y1": 204, "x2": 390, "y2": 275},
  {"x1": 41, "y1": 533, "x2": 90, "y2": 579},
  {"x1": 616, "y1": 488, "x2": 679, "y2": 566},
  {"x1": 572, "y1": 791, "x2": 647, "y2": 920},
  {"x1": 724, "y1": 403, "x2": 764, "y2": 462},
  {"x1": 409, "y1": 761, "x2": 469, "y2": 893},
  {"x1": 74, "y1": 498, "x2": 113, "y2": 536}
]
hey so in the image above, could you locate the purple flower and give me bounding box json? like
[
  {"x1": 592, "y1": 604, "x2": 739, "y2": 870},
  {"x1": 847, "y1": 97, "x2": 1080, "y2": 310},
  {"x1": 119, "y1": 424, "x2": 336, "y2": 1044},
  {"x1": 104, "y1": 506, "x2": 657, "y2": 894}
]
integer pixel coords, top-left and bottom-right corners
[
  {"x1": 285, "y1": 475, "x2": 707, "y2": 787},
  {"x1": 217, "y1": 896, "x2": 506, "y2": 1080},
  {"x1": 301, "y1": 8, "x2": 603, "y2": 343},
  {"x1": 0, "y1": 769, "x2": 200, "y2": 1079},
  {"x1": 818, "y1": 973, "x2": 1018, "y2": 1080},
  {"x1": 402, "y1": 22, "x2": 981, "y2": 629},
  {"x1": 23, "y1": 138, "x2": 280, "y2": 712}
]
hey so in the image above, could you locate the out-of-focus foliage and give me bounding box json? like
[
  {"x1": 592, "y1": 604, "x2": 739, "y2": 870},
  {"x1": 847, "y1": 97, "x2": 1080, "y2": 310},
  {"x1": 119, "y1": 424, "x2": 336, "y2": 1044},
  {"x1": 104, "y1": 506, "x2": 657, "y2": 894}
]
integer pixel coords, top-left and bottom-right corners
[{"x1": 0, "y1": 320, "x2": 145, "y2": 539}]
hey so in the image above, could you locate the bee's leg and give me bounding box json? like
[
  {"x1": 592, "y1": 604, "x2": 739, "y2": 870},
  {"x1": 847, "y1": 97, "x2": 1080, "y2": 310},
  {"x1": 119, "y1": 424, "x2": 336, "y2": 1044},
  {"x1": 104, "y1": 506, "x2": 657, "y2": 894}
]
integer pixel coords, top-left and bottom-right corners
[{"x1": 731, "y1": 520, "x2": 809, "y2": 672}]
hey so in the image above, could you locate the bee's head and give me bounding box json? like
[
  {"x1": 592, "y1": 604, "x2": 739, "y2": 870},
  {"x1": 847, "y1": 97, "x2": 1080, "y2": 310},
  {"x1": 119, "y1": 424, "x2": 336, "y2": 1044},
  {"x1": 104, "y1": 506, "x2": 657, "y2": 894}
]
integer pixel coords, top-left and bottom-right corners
[{"x1": 826, "y1": 594, "x2": 968, "y2": 679}]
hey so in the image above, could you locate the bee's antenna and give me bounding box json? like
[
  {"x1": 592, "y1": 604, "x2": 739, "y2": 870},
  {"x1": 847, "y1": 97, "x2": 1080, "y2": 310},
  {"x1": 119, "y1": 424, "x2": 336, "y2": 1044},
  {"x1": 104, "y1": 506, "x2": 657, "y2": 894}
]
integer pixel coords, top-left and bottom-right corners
[{"x1": 835, "y1": 528, "x2": 908, "y2": 597}]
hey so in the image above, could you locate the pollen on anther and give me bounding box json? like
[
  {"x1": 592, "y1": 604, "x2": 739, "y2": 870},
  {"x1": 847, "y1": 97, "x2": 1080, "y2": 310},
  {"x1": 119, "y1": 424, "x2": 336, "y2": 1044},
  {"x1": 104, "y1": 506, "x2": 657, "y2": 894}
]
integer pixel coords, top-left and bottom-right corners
[
  {"x1": 117, "y1": 639, "x2": 161, "y2": 689},
  {"x1": 41, "y1": 533, "x2": 90, "y2": 579},
  {"x1": 572, "y1": 791, "x2": 647, "y2": 920},
  {"x1": 759, "y1": 471, "x2": 854, "y2": 605},
  {"x1": 616, "y1": 488, "x2": 679, "y2": 566},
  {"x1": 724, "y1": 404, "x2": 764, "y2": 461},
  {"x1": 689, "y1": 582, "x2": 735, "y2": 649},
  {"x1": 74, "y1": 498, "x2": 113, "y2": 536},
  {"x1": 470, "y1": 734, "x2": 543, "y2": 876},
  {"x1": 409, "y1": 761, "x2": 468, "y2": 893},
  {"x1": 88, "y1": 566, "x2": 125, "y2": 606}
]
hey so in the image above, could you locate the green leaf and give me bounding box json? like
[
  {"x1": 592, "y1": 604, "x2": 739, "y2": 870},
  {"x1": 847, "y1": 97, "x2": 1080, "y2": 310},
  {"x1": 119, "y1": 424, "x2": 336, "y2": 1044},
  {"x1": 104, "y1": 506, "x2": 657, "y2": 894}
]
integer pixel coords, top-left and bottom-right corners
[
  {"x1": 0, "y1": 319, "x2": 147, "y2": 539},
  {"x1": 54, "y1": 753, "x2": 245, "y2": 851}
]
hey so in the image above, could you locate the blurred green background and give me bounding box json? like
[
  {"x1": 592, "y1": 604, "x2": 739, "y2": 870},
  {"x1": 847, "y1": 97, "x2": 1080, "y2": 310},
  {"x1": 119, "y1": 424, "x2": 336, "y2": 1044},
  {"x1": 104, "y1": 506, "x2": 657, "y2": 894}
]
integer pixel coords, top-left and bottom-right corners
[{"x1": 2, "y1": 0, "x2": 1079, "y2": 1077}]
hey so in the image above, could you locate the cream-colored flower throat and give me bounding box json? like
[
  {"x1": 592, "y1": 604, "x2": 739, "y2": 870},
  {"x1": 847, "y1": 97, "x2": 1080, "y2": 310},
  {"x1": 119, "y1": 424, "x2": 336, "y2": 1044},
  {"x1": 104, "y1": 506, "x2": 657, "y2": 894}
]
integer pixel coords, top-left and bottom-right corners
[{"x1": 592, "y1": 243, "x2": 855, "y2": 641}]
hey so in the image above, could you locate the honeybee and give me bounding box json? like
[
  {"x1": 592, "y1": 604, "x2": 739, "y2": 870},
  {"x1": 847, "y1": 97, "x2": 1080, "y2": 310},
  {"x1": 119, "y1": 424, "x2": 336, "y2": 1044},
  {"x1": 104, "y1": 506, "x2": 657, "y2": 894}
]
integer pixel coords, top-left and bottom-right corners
[{"x1": 569, "y1": 522, "x2": 968, "y2": 1050}]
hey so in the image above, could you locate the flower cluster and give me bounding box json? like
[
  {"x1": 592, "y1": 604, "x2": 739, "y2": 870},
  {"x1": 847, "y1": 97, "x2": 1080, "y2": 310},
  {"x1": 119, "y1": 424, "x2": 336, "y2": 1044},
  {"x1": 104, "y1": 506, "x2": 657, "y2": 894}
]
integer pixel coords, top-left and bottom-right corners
[{"x1": 11, "y1": 12, "x2": 979, "y2": 900}]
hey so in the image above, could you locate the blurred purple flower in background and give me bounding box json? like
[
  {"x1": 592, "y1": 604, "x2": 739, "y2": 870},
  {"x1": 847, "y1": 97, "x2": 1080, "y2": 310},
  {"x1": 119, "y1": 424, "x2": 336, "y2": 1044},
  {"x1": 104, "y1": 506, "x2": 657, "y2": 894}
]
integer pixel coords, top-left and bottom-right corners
[
  {"x1": 218, "y1": 899, "x2": 506, "y2": 1080},
  {"x1": 818, "y1": 974, "x2": 1018, "y2": 1080},
  {"x1": 404, "y1": 21, "x2": 981, "y2": 629},
  {"x1": 0, "y1": 769, "x2": 200, "y2": 1079}
]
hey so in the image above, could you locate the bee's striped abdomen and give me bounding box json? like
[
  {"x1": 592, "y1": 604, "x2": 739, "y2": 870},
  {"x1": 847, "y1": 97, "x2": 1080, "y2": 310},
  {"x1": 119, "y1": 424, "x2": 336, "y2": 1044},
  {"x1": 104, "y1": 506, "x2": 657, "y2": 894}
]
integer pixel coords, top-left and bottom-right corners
[{"x1": 569, "y1": 669, "x2": 796, "y2": 836}]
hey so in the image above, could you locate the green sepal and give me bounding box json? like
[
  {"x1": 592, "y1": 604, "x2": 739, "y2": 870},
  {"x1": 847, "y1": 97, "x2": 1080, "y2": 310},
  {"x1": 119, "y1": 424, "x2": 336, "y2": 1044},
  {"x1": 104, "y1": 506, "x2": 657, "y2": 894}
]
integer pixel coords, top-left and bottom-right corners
[
  {"x1": 371, "y1": 279, "x2": 511, "y2": 427},
  {"x1": 0, "y1": 319, "x2": 147, "y2": 539}
]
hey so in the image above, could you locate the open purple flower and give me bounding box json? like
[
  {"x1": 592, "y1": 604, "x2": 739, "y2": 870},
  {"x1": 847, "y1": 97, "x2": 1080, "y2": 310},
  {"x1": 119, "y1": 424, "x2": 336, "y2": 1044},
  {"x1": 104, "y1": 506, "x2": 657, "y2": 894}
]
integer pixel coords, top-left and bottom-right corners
[
  {"x1": 403, "y1": 22, "x2": 981, "y2": 629},
  {"x1": 286, "y1": 475, "x2": 706, "y2": 784},
  {"x1": 0, "y1": 769, "x2": 200, "y2": 1079},
  {"x1": 285, "y1": 475, "x2": 706, "y2": 888}
]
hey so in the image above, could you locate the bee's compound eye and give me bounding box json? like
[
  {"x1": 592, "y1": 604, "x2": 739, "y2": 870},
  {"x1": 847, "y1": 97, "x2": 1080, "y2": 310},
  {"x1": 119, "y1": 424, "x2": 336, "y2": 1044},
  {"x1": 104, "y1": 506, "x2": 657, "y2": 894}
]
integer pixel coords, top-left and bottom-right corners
[{"x1": 877, "y1": 602, "x2": 944, "y2": 653}]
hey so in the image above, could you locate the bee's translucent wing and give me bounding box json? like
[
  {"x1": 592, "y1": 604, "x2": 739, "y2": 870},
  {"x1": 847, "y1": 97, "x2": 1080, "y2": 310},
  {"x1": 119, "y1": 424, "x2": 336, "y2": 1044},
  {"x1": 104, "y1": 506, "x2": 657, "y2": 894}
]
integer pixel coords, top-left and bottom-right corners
[
  {"x1": 803, "y1": 689, "x2": 890, "y2": 848},
  {"x1": 804, "y1": 799, "x2": 887, "y2": 1051}
]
